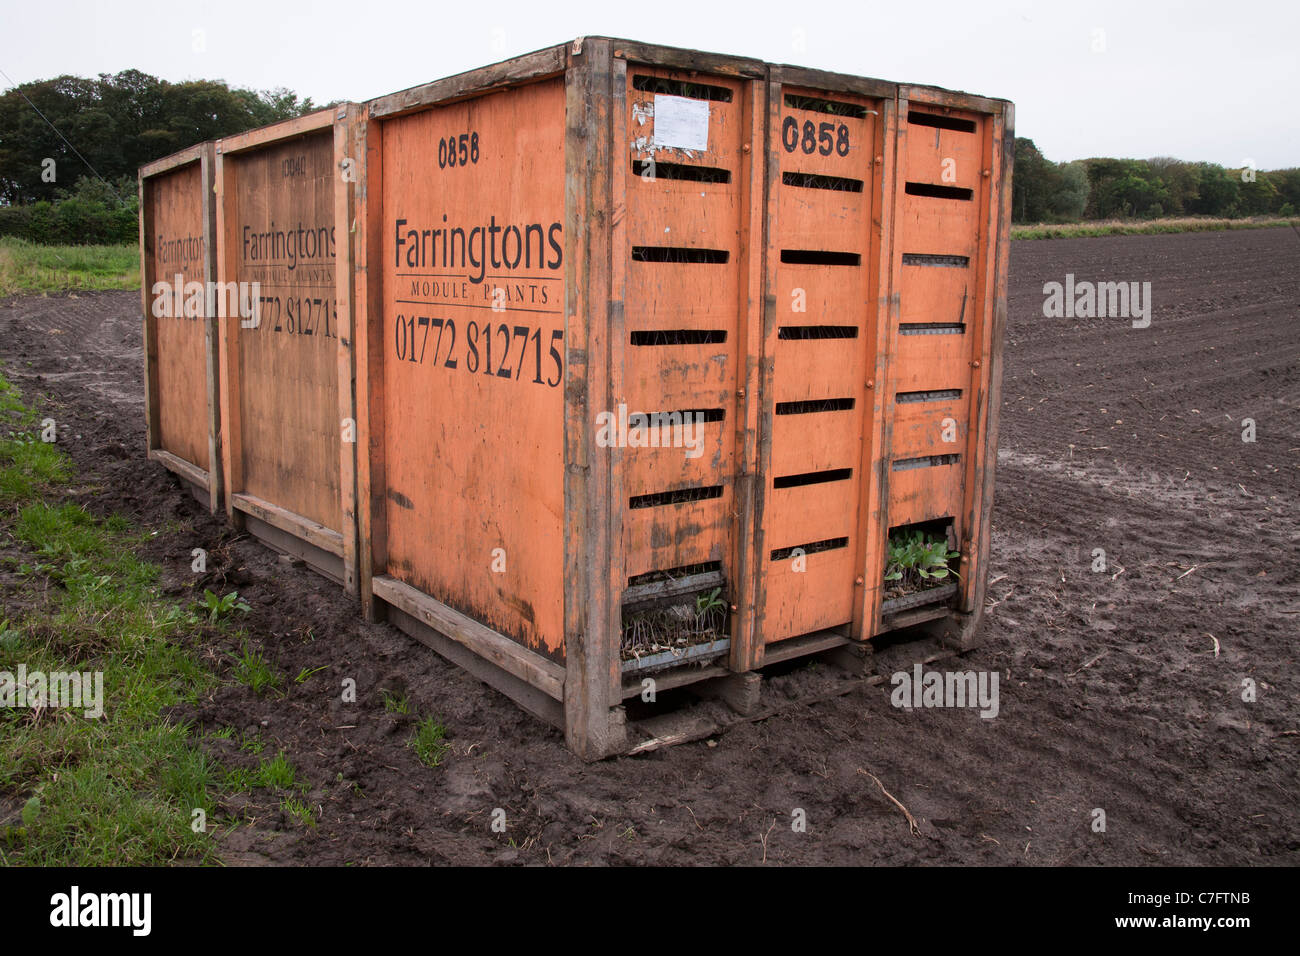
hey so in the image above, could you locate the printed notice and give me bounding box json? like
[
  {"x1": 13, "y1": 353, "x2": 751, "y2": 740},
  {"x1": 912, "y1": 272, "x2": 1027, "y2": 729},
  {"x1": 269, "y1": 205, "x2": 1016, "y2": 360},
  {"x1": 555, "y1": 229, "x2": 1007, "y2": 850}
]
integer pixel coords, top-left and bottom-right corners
[{"x1": 653, "y1": 95, "x2": 710, "y2": 151}]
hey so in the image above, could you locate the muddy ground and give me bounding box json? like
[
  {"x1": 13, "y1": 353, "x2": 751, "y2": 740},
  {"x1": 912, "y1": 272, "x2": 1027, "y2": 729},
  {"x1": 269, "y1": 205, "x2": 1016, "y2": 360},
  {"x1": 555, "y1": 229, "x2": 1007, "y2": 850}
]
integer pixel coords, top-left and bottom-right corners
[{"x1": 0, "y1": 227, "x2": 1296, "y2": 865}]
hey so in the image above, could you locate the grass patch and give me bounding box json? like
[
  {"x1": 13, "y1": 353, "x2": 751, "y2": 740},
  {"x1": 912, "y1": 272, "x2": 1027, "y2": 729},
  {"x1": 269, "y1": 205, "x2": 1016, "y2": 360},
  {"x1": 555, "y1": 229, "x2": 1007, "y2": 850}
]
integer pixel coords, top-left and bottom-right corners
[
  {"x1": 228, "y1": 637, "x2": 281, "y2": 696},
  {"x1": 409, "y1": 716, "x2": 450, "y2": 768},
  {"x1": 0, "y1": 237, "x2": 138, "y2": 296},
  {"x1": 1011, "y1": 216, "x2": 1299, "y2": 240},
  {"x1": 0, "y1": 369, "x2": 233, "y2": 865}
]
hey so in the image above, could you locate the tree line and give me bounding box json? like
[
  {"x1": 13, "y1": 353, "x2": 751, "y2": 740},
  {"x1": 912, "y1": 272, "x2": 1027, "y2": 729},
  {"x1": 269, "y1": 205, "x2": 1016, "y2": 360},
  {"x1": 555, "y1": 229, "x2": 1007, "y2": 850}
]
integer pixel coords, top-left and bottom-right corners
[
  {"x1": 0, "y1": 69, "x2": 321, "y2": 243},
  {"x1": 1012, "y1": 138, "x2": 1299, "y2": 223}
]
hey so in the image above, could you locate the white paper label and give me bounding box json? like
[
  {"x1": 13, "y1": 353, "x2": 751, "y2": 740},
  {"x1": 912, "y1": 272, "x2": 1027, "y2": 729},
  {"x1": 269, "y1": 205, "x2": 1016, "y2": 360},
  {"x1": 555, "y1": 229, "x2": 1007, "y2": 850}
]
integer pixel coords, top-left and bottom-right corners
[{"x1": 652, "y1": 95, "x2": 710, "y2": 151}]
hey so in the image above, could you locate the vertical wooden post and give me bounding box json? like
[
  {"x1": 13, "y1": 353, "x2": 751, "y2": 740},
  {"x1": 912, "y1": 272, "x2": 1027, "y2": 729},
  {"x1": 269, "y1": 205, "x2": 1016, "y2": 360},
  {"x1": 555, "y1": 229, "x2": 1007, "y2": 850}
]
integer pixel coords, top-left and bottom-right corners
[
  {"x1": 563, "y1": 38, "x2": 621, "y2": 759},
  {"x1": 962, "y1": 102, "x2": 1014, "y2": 619},
  {"x1": 139, "y1": 171, "x2": 161, "y2": 457},
  {"x1": 354, "y1": 106, "x2": 387, "y2": 622},
  {"x1": 856, "y1": 96, "x2": 898, "y2": 639},
  {"x1": 730, "y1": 73, "x2": 767, "y2": 673},
  {"x1": 334, "y1": 104, "x2": 362, "y2": 599},
  {"x1": 199, "y1": 142, "x2": 223, "y2": 516},
  {"x1": 214, "y1": 143, "x2": 244, "y2": 526}
]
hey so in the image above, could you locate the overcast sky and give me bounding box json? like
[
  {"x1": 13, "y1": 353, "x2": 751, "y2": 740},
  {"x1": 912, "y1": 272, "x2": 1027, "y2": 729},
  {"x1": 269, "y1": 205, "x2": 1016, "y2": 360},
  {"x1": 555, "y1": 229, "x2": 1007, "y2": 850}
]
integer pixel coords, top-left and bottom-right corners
[{"x1": 3, "y1": 0, "x2": 1297, "y2": 168}]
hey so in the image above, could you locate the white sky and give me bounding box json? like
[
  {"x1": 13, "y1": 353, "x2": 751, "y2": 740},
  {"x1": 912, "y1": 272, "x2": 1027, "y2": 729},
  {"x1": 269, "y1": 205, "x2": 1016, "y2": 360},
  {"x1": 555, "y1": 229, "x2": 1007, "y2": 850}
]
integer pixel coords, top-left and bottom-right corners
[{"x1": 2, "y1": 0, "x2": 1297, "y2": 168}]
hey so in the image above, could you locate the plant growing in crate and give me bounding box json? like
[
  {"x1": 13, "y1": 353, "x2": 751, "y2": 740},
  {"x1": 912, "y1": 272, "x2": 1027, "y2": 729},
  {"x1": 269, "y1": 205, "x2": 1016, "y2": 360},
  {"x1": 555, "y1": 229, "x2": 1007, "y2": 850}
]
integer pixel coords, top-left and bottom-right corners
[
  {"x1": 883, "y1": 530, "x2": 960, "y2": 595},
  {"x1": 621, "y1": 585, "x2": 730, "y2": 662}
]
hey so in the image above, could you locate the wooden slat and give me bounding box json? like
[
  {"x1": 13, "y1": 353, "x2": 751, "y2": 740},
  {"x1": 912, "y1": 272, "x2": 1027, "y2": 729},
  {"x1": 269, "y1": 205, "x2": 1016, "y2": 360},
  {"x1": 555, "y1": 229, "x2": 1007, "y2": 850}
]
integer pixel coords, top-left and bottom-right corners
[
  {"x1": 149, "y1": 448, "x2": 210, "y2": 491},
  {"x1": 217, "y1": 108, "x2": 335, "y2": 155},
  {"x1": 231, "y1": 492, "x2": 344, "y2": 556},
  {"x1": 369, "y1": 44, "x2": 568, "y2": 118},
  {"x1": 372, "y1": 575, "x2": 565, "y2": 700}
]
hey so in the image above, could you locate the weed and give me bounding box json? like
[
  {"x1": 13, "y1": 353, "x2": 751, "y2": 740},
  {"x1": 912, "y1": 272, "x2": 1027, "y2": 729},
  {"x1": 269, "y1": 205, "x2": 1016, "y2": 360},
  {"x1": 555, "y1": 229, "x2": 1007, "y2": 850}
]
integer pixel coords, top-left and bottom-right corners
[
  {"x1": 228, "y1": 638, "x2": 280, "y2": 696},
  {"x1": 409, "y1": 716, "x2": 450, "y2": 768},
  {"x1": 199, "y1": 589, "x2": 250, "y2": 624},
  {"x1": 381, "y1": 689, "x2": 410, "y2": 715}
]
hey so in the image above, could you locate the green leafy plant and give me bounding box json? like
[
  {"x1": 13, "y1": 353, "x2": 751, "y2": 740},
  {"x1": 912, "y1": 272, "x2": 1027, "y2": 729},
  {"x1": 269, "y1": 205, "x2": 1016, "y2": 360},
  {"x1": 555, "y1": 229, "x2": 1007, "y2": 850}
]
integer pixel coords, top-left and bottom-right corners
[
  {"x1": 409, "y1": 717, "x2": 450, "y2": 768},
  {"x1": 199, "y1": 589, "x2": 250, "y2": 624},
  {"x1": 883, "y1": 530, "x2": 961, "y2": 592}
]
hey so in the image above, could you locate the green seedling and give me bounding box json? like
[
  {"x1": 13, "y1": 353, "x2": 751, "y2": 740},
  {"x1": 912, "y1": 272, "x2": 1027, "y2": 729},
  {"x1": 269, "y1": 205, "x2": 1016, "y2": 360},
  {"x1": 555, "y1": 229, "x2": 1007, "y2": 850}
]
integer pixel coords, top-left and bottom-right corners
[
  {"x1": 409, "y1": 716, "x2": 450, "y2": 768},
  {"x1": 199, "y1": 589, "x2": 250, "y2": 624},
  {"x1": 294, "y1": 665, "x2": 327, "y2": 684}
]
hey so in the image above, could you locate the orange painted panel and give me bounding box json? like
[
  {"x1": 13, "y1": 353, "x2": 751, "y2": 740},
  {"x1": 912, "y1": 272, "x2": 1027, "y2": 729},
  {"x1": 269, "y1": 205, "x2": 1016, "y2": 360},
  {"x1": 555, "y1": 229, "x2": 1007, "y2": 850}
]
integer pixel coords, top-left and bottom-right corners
[
  {"x1": 626, "y1": 260, "x2": 739, "y2": 329},
  {"x1": 766, "y1": 480, "x2": 857, "y2": 553},
  {"x1": 624, "y1": 492, "x2": 732, "y2": 581},
  {"x1": 899, "y1": 262, "x2": 975, "y2": 326},
  {"x1": 147, "y1": 162, "x2": 209, "y2": 471},
  {"x1": 773, "y1": 263, "x2": 865, "y2": 329},
  {"x1": 892, "y1": 331, "x2": 970, "y2": 393},
  {"x1": 762, "y1": 545, "x2": 857, "y2": 642},
  {"x1": 891, "y1": 398, "x2": 967, "y2": 459},
  {"x1": 903, "y1": 111, "x2": 984, "y2": 191},
  {"x1": 888, "y1": 458, "x2": 964, "y2": 527},
  {"x1": 226, "y1": 130, "x2": 341, "y2": 532},
  {"x1": 778, "y1": 182, "x2": 865, "y2": 252},
  {"x1": 772, "y1": 335, "x2": 868, "y2": 403},
  {"x1": 623, "y1": 341, "x2": 735, "y2": 410},
  {"x1": 771, "y1": 406, "x2": 861, "y2": 475},
  {"x1": 621, "y1": 420, "x2": 729, "y2": 497},
  {"x1": 626, "y1": 179, "x2": 740, "y2": 248},
  {"x1": 897, "y1": 194, "x2": 979, "y2": 259},
  {"x1": 379, "y1": 78, "x2": 566, "y2": 662}
]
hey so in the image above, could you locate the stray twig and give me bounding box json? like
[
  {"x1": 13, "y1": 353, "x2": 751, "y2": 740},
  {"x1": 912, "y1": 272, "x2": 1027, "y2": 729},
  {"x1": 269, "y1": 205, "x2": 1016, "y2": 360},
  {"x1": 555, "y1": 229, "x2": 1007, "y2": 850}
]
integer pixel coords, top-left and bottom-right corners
[
  {"x1": 857, "y1": 768, "x2": 920, "y2": 835},
  {"x1": 760, "y1": 818, "x2": 776, "y2": 863},
  {"x1": 1175, "y1": 565, "x2": 1198, "y2": 581},
  {"x1": 1070, "y1": 651, "x2": 1108, "y2": 677},
  {"x1": 1207, "y1": 633, "x2": 1220, "y2": 658}
]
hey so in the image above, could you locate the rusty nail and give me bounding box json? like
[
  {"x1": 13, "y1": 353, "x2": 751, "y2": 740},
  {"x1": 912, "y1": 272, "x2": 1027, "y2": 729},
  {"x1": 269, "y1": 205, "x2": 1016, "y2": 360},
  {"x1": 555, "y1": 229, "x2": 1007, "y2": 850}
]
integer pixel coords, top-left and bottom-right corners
[
  {"x1": 972, "y1": 360, "x2": 981, "y2": 368},
  {"x1": 865, "y1": 379, "x2": 874, "y2": 389}
]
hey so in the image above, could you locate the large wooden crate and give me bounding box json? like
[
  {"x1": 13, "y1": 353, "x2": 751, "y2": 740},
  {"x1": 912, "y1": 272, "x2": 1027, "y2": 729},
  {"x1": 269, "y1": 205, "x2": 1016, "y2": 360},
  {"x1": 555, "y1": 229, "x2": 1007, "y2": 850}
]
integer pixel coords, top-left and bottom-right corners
[
  {"x1": 350, "y1": 38, "x2": 1014, "y2": 758},
  {"x1": 139, "y1": 143, "x2": 221, "y2": 510},
  {"x1": 214, "y1": 107, "x2": 361, "y2": 592}
]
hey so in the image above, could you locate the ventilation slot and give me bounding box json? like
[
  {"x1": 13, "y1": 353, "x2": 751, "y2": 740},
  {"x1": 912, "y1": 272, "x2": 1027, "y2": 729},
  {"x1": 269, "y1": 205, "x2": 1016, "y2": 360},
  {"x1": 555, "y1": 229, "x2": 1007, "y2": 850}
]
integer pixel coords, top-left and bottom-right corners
[
  {"x1": 632, "y1": 160, "x2": 731, "y2": 183},
  {"x1": 629, "y1": 485, "x2": 724, "y2": 509},
  {"x1": 780, "y1": 250, "x2": 861, "y2": 266},
  {"x1": 907, "y1": 110, "x2": 977, "y2": 133},
  {"x1": 783, "y1": 94, "x2": 871, "y2": 118},
  {"x1": 902, "y1": 253, "x2": 970, "y2": 268},
  {"x1": 773, "y1": 468, "x2": 852, "y2": 489},
  {"x1": 896, "y1": 389, "x2": 962, "y2": 404},
  {"x1": 632, "y1": 246, "x2": 729, "y2": 264},
  {"x1": 633, "y1": 75, "x2": 733, "y2": 102},
  {"x1": 771, "y1": 537, "x2": 849, "y2": 561},
  {"x1": 899, "y1": 323, "x2": 965, "y2": 335},
  {"x1": 778, "y1": 325, "x2": 858, "y2": 340},
  {"x1": 905, "y1": 182, "x2": 974, "y2": 201},
  {"x1": 892, "y1": 454, "x2": 960, "y2": 471},
  {"x1": 628, "y1": 560, "x2": 722, "y2": 588},
  {"x1": 624, "y1": 407, "x2": 726, "y2": 427},
  {"x1": 630, "y1": 329, "x2": 727, "y2": 346},
  {"x1": 782, "y1": 171, "x2": 864, "y2": 192},
  {"x1": 775, "y1": 397, "x2": 856, "y2": 415}
]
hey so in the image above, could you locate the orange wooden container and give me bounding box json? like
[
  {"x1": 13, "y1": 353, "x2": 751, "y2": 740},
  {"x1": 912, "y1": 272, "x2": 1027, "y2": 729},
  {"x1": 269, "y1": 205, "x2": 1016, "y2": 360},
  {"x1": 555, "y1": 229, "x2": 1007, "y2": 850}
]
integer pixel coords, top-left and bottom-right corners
[
  {"x1": 213, "y1": 107, "x2": 362, "y2": 592},
  {"x1": 346, "y1": 38, "x2": 1014, "y2": 758},
  {"x1": 139, "y1": 143, "x2": 222, "y2": 511}
]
